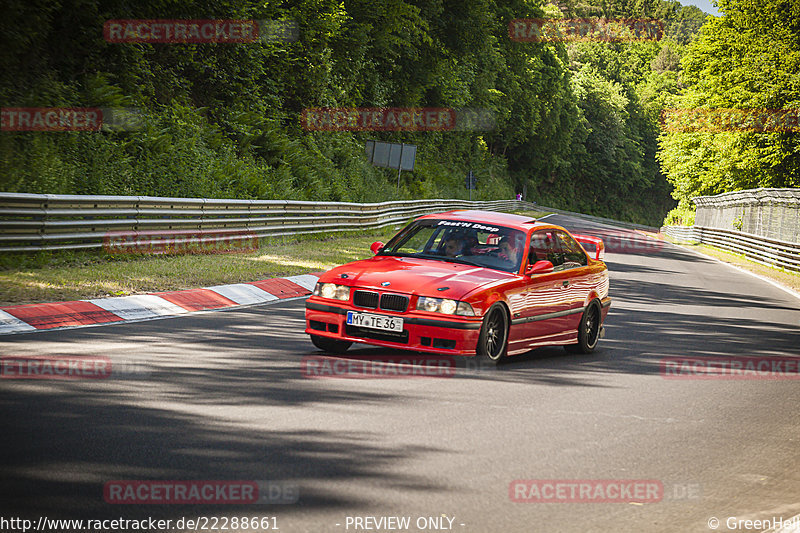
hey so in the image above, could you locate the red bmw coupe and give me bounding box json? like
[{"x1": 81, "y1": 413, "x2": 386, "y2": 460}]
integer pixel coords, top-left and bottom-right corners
[{"x1": 305, "y1": 210, "x2": 610, "y2": 362}]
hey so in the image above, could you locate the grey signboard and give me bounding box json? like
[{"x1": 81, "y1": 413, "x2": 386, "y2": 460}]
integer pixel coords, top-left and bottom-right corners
[{"x1": 365, "y1": 140, "x2": 416, "y2": 171}]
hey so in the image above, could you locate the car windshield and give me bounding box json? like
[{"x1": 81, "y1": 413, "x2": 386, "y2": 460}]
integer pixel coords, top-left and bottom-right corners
[{"x1": 379, "y1": 219, "x2": 527, "y2": 273}]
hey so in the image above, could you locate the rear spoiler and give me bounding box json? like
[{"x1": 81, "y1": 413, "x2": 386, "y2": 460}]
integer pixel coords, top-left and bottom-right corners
[{"x1": 572, "y1": 234, "x2": 605, "y2": 261}]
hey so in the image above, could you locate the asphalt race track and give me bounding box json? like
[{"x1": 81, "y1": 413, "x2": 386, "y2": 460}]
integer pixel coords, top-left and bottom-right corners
[{"x1": 2, "y1": 214, "x2": 799, "y2": 533}]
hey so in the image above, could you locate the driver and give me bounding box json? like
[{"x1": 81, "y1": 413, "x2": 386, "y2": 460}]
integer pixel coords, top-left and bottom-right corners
[{"x1": 498, "y1": 236, "x2": 520, "y2": 264}]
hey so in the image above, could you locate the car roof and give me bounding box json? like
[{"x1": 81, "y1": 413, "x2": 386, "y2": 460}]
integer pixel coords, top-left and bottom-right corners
[{"x1": 417, "y1": 210, "x2": 551, "y2": 232}]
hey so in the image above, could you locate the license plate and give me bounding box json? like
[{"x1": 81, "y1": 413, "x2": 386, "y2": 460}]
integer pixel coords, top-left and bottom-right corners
[{"x1": 346, "y1": 311, "x2": 404, "y2": 333}]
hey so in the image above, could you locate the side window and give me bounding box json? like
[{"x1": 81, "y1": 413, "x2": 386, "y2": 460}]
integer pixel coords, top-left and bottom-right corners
[
  {"x1": 529, "y1": 230, "x2": 564, "y2": 269},
  {"x1": 555, "y1": 231, "x2": 588, "y2": 269}
]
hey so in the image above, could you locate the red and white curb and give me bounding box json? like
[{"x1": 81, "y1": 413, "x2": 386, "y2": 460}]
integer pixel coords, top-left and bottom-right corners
[{"x1": 0, "y1": 274, "x2": 320, "y2": 335}]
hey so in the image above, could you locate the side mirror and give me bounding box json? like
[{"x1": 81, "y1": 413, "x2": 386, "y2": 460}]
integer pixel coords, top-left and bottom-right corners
[
  {"x1": 370, "y1": 241, "x2": 385, "y2": 254},
  {"x1": 525, "y1": 260, "x2": 554, "y2": 275}
]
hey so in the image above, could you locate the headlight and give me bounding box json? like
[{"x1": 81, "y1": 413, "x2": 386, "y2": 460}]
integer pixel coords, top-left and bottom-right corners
[
  {"x1": 439, "y1": 299, "x2": 457, "y2": 314},
  {"x1": 418, "y1": 296, "x2": 441, "y2": 312},
  {"x1": 416, "y1": 297, "x2": 475, "y2": 316},
  {"x1": 314, "y1": 283, "x2": 350, "y2": 301}
]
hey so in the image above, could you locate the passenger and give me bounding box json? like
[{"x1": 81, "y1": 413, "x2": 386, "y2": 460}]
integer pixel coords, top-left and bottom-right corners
[{"x1": 444, "y1": 236, "x2": 465, "y2": 257}]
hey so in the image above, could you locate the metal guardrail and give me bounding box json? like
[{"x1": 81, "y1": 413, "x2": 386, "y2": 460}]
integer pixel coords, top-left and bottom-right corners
[
  {"x1": 660, "y1": 225, "x2": 800, "y2": 273},
  {"x1": 0, "y1": 193, "x2": 538, "y2": 252}
]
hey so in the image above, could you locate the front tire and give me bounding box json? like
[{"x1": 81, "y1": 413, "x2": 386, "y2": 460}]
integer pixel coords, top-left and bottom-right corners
[
  {"x1": 565, "y1": 302, "x2": 601, "y2": 354},
  {"x1": 477, "y1": 303, "x2": 509, "y2": 363},
  {"x1": 310, "y1": 335, "x2": 352, "y2": 354}
]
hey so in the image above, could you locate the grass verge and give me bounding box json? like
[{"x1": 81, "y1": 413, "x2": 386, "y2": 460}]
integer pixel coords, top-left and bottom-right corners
[
  {"x1": 0, "y1": 227, "x2": 400, "y2": 306},
  {"x1": 0, "y1": 210, "x2": 551, "y2": 306}
]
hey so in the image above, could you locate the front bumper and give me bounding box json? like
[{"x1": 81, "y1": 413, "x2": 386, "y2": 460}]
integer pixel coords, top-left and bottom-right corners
[{"x1": 305, "y1": 299, "x2": 483, "y2": 355}]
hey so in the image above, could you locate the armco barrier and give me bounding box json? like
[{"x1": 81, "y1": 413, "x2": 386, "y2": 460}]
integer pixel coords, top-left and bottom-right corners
[
  {"x1": 0, "y1": 192, "x2": 661, "y2": 253},
  {"x1": 0, "y1": 194, "x2": 533, "y2": 252},
  {"x1": 661, "y1": 225, "x2": 800, "y2": 273}
]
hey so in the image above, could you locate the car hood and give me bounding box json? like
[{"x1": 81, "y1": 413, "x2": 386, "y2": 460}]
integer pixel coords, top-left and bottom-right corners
[{"x1": 321, "y1": 255, "x2": 516, "y2": 300}]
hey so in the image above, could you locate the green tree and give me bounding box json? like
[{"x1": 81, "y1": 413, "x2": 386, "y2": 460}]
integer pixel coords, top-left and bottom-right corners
[{"x1": 658, "y1": 0, "x2": 800, "y2": 224}]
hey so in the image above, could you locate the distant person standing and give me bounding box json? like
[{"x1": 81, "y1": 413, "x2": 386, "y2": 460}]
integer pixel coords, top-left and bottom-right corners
[{"x1": 516, "y1": 192, "x2": 522, "y2": 201}]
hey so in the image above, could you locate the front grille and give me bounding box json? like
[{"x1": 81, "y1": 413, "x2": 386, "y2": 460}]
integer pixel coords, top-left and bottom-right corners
[
  {"x1": 380, "y1": 293, "x2": 409, "y2": 312},
  {"x1": 353, "y1": 290, "x2": 379, "y2": 309},
  {"x1": 353, "y1": 290, "x2": 409, "y2": 313}
]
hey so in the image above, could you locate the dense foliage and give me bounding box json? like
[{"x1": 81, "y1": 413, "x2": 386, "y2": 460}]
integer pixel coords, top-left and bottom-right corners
[
  {"x1": 658, "y1": 0, "x2": 800, "y2": 225},
  {"x1": 1, "y1": 0, "x2": 713, "y2": 226}
]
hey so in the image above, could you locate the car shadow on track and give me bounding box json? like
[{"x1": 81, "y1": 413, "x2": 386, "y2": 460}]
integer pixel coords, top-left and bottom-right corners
[{"x1": 0, "y1": 303, "x2": 454, "y2": 522}]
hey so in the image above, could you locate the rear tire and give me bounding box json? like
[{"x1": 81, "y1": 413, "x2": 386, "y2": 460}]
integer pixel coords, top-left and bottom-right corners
[
  {"x1": 476, "y1": 303, "x2": 509, "y2": 363},
  {"x1": 310, "y1": 335, "x2": 352, "y2": 354},
  {"x1": 564, "y1": 302, "x2": 601, "y2": 354}
]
